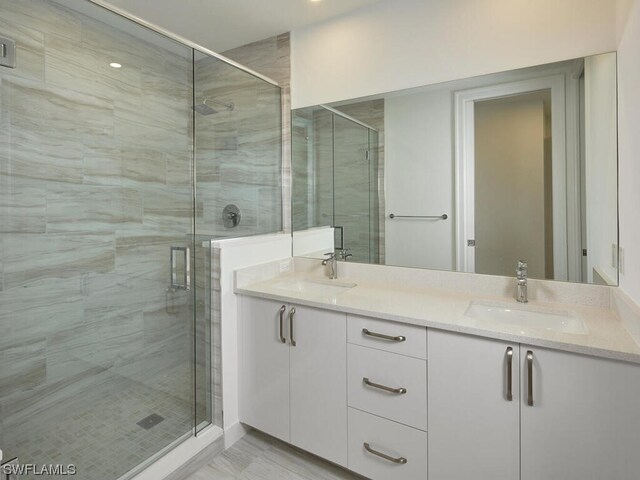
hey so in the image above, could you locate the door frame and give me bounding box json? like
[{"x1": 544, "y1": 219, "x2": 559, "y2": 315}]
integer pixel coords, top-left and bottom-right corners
[{"x1": 454, "y1": 75, "x2": 570, "y2": 280}]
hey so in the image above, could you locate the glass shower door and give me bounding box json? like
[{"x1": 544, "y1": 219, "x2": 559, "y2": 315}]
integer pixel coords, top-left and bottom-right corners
[{"x1": 0, "y1": 1, "x2": 206, "y2": 479}]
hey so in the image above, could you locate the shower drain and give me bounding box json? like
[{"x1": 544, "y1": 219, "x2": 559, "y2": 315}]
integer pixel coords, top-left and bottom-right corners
[{"x1": 136, "y1": 413, "x2": 165, "y2": 430}]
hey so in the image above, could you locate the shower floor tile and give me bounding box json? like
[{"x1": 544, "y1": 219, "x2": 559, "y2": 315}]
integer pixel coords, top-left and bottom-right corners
[{"x1": 6, "y1": 363, "x2": 194, "y2": 480}]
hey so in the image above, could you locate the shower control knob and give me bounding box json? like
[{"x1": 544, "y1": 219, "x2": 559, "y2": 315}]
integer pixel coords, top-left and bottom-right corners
[{"x1": 222, "y1": 204, "x2": 241, "y2": 228}]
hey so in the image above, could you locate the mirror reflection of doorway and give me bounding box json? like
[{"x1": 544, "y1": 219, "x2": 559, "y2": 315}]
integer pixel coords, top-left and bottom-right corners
[{"x1": 473, "y1": 91, "x2": 554, "y2": 279}]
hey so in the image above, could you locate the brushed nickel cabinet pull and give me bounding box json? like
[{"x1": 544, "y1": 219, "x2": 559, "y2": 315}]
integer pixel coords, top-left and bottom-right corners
[
  {"x1": 289, "y1": 307, "x2": 296, "y2": 347},
  {"x1": 527, "y1": 350, "x2": 534, "y2": 406},
  {"x1": 363, "y1": 442, "x2": 407, "y2": 464},
  {"x1": 363, "y1": 377, "x2": 407, "y2": 394},
  {"x1": 362, "y1": 328, "x2": 406, "y2": 342},
  {"x1": 278, "y1": 305, "x2": 286, "y2": 343},
  {"x1": 506, "y1": 347, "x2": 513, "y2": 401}
]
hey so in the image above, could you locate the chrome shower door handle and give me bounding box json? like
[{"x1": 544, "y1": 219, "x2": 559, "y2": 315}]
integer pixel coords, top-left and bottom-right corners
[
  {"x1": 278, "y1": 305, "x2": 287, "y2": 343},
  {"x1": 289, "y1": 307, "x2": 296, "y2": 347},
  {"x1": 170, "y1": 246, "x2": 191, "y2": 290},
  {"x1": 527, "y1": 350, "x2": 534, "y2": 406},
  {"x1": 506, "y1": 347, "x2": 513, "y2": 401}
]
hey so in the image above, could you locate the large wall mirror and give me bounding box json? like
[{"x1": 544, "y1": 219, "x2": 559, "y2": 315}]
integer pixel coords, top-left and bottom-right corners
[{"x1": 292, "y1": 53, "x2": 619, "y2": 285}]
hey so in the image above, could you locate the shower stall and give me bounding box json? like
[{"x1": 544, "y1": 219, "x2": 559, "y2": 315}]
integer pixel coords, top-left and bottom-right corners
[{"x1": 0, "y1": 1, "x2": 282, "y2": 479}]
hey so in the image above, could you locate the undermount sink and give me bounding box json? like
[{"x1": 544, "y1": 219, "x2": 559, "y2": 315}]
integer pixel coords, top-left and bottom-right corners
[
  {"x1": 464, "y1": 301, "x2": 589, "y2": 335},
  {"x1": 272, "y1": 277, "x2": 357, "y2": 296}
]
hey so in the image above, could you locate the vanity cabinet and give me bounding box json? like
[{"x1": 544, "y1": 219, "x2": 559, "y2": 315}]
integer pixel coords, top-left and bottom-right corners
[
  {"x1": 520, "y1": 345, "x2": 640, "y2": 480},
  {"x1": 428, "y1": 330, "x2": 640, "y2": 480},
  {"x1": 239, "y1": 296, "x2": 348, "y2": 467}
]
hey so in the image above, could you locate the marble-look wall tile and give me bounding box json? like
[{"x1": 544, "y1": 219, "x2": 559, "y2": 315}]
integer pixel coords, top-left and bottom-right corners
[
  {"x1": 0, "y1": 178, "x2": 46, "y2": 234},
  {"x1": 219, "y1": 33, "x2": 290, "y2": 234},
  {"x1": 0, "y1": 277, "x2": 84, "y2": 344},
  {"x1": 3, "y1": 234, "x2": 116, "y2": 289},
  {"x1": 0, "y1": 337, "x2": 46, "y2": 398},
  {"x1": 46, "y1": 184, "x2": 143, "y2": 234}
]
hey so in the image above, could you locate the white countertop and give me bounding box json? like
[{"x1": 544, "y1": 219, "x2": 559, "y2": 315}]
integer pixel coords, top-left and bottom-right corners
[{"x1": 236, "y1": 272, "x2": 640, "y2": 364}]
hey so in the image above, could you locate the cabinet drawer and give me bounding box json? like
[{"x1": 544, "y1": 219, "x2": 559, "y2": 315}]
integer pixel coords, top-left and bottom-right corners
[
  {"x1": 348, "y1": 407, "x2": 427, "y2": 480},
  {"x1": 348, "y1": 315, "x2": 427, "y2": 359},
  {"x1": 348, "y1": 344, "x2": 427, "y2": 430}
]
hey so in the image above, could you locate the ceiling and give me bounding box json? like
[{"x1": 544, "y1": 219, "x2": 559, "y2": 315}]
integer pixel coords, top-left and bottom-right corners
[{"x1": 102, "y1": 0, "x2": 384, "y2": 53}]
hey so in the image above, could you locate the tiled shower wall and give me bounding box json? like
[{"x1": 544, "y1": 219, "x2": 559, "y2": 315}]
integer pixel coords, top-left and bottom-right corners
[
  {"x1": 0, "y1": 0, "x2": 197, "y2": 457},
  {"x1": 194, "y1": 54, "x2": 283, "y2": 238},
  {"x1": 221, "y1": 33, "x2": 291, "y2": 234}
]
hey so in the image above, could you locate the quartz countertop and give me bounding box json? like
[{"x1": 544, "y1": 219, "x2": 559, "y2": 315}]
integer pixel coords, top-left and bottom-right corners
[{"x1": 235, "y1": 272, "x2": 640, "y2": 364}]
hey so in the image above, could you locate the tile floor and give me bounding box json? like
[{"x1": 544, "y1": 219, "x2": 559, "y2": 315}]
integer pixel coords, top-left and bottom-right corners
[{"x1": 185, "y1": 430, "x2": 362, "y2": 480}]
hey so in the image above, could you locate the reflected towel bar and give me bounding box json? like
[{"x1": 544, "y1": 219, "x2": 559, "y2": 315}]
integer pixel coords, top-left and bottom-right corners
[{"x1": 389, "y1": 213, "x2": 448, "y2": 220}]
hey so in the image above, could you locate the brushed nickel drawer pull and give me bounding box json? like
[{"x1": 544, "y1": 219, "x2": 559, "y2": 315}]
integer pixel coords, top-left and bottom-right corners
[
  {"x1": 289, "y1": 307, "x2": 297, "y2": 347},
  {"x1": 362, "y1": 328, "x2": 406, "y2": 342},
  {"x1": 506, "y1": 346, "x2": 513, "y2": 401},
  {"x1": 527, "y1": 350, "x2": 534, "y2": 406},
  {"x1": 363, "y1": 442, "x2": 407, "y2": 464},
  {"x1": 363, "y1": 377, "x2": 407, "y2": 394},
  {"x1": 278, "y1": 305, "x2": 286, "y2": 343}
]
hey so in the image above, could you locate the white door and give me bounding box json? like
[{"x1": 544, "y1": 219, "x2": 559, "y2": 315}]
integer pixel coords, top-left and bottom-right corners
[
  {"x1": 428, "y1": 330, "x2": 520, "y2": 480},
  {"x1": 520, "y1": 346, "x2": 640, "y2": 480},
  {"x1": 239, "y1": 297, "x2": 290, "y2": 442},
  {"x1": 290, "y1": 305, "x2": 348, "y2": 467}
]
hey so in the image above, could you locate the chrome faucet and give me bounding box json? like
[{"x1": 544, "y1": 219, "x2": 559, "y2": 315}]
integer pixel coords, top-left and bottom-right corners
[
  {"x1": 322, "y1": 252, "x2": 338, "y2": 279},
  {"x1": 338, "y1": 248, "x2": 353, "y2": 261},
  {"x1": 516, "y1": 261, "x2": 528, "y2": 303}
]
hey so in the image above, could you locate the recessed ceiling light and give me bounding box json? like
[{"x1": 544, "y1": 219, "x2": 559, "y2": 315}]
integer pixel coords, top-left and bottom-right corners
[
  {"x1": 109, "y1": 62, "x2": 122, "y2": 69},
  {"x1": 310, "y1": 0, "x2": 322, "y2": 2}
]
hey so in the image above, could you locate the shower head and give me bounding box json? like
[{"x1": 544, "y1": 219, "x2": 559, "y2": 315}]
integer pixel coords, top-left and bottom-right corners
[
  {"x1": 193, "y1": 98, "x2": 234, "y2": 115},
  {"x1": 193, "y1": 103, "x2": 218, "y2": 115}
]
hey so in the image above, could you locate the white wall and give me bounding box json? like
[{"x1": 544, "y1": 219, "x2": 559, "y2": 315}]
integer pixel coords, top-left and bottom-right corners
[
  {"x1": 618, "y1": 0, "x2": 640, "y2": 302},
  {"x1": 291, "y1": 0, "x2": 617, "y2": 108},
  {"x1": 385, "y1": 90, "x2": 454, "y2": 270},
  {"x1": 584, "y1": 53, "x2": 619, "y2": 285}
]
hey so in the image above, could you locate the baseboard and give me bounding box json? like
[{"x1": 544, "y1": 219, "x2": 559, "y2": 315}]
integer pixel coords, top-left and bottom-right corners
[{"x1": 223, "y1": 421, "x2": 250, "y2": 449}]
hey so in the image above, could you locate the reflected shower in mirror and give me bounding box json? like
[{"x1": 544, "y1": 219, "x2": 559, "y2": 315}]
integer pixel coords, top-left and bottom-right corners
[{"x1": 292, "y1": 53, "x2": 618, "y2": 285}]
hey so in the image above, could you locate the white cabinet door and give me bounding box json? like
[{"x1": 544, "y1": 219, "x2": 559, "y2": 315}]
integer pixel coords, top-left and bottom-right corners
[
  {"x1": 428, "y1": 330, "x2": 520, "y2": 480},
  {"x1": 290, "y1": 305, "x2": 348, "y2": 467},
  {"x1": 521, "y1": 346, "x2": 640, "y2": 480},
  {"x1": 239, "y1": 296, "x2": 290, "y2": 442}
]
